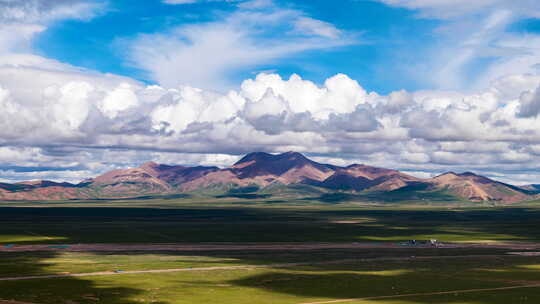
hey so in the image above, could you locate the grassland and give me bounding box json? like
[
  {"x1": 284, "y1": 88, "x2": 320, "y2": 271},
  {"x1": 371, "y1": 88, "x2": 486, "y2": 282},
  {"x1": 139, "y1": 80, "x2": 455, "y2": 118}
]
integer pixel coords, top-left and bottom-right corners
[
  {"x1": 1, "y1": 253, "x2": 540, "y2": 304},
  {"x1": 1, "y1": 197, "x2": 540, "y2": 303},
  {"x1": 2, "y1": 203, "x2": 540, "y2": 244}
]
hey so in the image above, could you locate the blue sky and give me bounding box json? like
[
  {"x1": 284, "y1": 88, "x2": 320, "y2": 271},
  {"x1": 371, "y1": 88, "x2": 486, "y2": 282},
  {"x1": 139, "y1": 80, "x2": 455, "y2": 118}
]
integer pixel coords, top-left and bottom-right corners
[
  {"x1": 31, "y1": 0, "x2": 540, "y2": 93},
  {"x1": 34, "y1": 0, "x2": 442, "y2": 94},
  {"x1": 1, "y1": 0, "x2": 540, "y2": 184}
]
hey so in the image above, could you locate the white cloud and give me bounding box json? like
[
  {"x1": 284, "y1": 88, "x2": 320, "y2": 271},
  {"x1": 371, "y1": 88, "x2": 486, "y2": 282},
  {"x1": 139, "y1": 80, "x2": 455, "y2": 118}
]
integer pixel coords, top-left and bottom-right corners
[
  {"x1": 53, "y1": 81, "x2": 93, "y2": 131},
  {"x1": 0, "y1": 0, "x2": 105, "y2": 53},
  {"x1": 240, "y1": 73, "x2": 367, "y2": 119},
  {"x1": 0, "y1": 0, "x2": 104, "y2": 23},
  {"x1": 163, "y1": 0, "x2": 199, "y2": 4},
  {"x1": 125, "y1": 1, "x2": 352, "y2": 90},
  {"x1": 401, "y1": 151, "x2": 430, "y2": 164},
  {"x1": 293, "y1": 17, "x2": 342, "y2": 39},
  {"x1": 377, "y1": 0, "x2": 540, "y2": 91},
  {"x1": 517, "y1": 85, "x2": 540, "y2": 118},
  {"x1": 99, "y1": 83, "x2": 140, "y2": 119},
  {"x1": 243, "y1": 88, "x2": 290, "y2": 120},
  {"x1": 378, "y1": 0, "x2": 540, "y2": 19},
  {"x1": 237, "y1": 0, "x2": 272, "y2": 9}
]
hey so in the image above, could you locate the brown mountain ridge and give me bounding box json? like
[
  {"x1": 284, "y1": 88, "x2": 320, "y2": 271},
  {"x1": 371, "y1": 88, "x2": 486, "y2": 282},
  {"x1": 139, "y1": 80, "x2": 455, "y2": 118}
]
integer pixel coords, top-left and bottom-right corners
[{"x1": 0, "y1": 152, "x2": 534, "y2": 203}]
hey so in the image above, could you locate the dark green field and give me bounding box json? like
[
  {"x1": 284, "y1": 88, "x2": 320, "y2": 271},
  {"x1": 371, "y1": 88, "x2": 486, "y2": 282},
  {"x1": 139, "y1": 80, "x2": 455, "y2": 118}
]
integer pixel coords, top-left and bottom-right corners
[
  {"x1": 2, "y1": 202, "x2": 540, "y2": 244},
  {"x1": 1, "y1": 198, "x2": 540, "y2": 303}
]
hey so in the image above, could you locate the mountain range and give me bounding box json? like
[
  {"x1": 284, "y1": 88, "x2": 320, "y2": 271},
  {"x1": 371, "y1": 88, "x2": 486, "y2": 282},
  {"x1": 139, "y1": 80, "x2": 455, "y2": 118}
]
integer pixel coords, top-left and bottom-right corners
[{"x1": 0, "y1": 152, "x2": 536, "y2": 203}]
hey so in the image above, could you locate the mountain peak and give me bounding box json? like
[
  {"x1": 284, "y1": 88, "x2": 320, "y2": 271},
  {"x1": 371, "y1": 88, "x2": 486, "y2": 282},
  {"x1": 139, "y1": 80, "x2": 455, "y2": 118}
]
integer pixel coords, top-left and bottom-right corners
[
  {"x1": 282, "y1": 151, "x2": 309, "y2": 161},
  {"x1": 234, "y1": 151, "x2": 309, "y2": 167},
  {"x1": 437, "y1": 171, "x2": 481, "y2": 178},
  {"x1": 232, "y1": 151, "x2": 329, "y2": 179},
  {"x1": 283, "y1": 151, "x2": 304, "y2": 156},
  {"x1": 437, "y1": 171, "x2": 459, "y2": 177},
  {"x1": 234, "y1": 152, "x2": 271, "y2": 165},
  {"x1": 459, "y1": 172, "x2": 478, "y2": 177}
]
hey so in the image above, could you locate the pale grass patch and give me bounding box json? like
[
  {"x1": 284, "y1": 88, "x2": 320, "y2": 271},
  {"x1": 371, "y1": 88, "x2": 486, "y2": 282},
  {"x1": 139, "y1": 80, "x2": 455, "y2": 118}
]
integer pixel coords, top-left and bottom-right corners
[{"x1": 518, "y1": 264, "x2": 540, "y2": 270}]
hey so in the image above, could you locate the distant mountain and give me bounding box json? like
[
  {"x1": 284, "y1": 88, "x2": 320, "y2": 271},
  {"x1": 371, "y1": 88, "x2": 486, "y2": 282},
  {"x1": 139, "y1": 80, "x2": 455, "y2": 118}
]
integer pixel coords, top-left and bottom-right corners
[
  {"x1": 340, "y1": 164, "x2": 421, "y2": 191},
  {"x1": 430, "y1": 172, "x2": 530, "y2": 203},
  {"x1": 180, "y1": 152, "x2": 336, "y2": 191},
  {"x1": 0, "y1": 180, "x2": 88, "y2": 200},
  {"x1": 233, "y1": 151, "x2": 336, "y2": 182},
  {"x1": 305, "y1": 164, "x2": 421, "y2": 192},
  {"x1": 519, "y1": 184, "x2": 540, "y2": 194},
  {"x1": 0, "y1": 152, "x2": 535, "y2": 203},
  {"x1": 0, "y1": 182, "x2": 33, "y2": 192},
  {"x1": 16, "y1": 180, "x2": 77, "y2": 188},
  {"x1": 88, "y1": 162, "x2": 219, "y2": 196}
]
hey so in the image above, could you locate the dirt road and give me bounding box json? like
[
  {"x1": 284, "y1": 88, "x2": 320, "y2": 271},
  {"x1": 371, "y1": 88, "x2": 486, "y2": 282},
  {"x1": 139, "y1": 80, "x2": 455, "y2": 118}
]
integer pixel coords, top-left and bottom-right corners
[
  {"x1": 1, "y1": 242, "x2": 539, "y2": 252},
  {"x1": 300, "y1": 284, "x2": 540, "y2": 304}
]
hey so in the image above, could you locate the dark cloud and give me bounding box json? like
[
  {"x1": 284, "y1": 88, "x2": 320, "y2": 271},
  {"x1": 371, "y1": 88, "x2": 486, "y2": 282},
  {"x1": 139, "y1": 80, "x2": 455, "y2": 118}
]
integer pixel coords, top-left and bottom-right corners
[{"x1": 517, "y1": 86, "x2": 540, "y2": 118}]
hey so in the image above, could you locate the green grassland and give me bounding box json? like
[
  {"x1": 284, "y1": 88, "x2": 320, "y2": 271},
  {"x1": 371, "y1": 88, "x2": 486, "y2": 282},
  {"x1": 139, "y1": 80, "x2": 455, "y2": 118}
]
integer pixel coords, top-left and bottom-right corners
[
  {"x1": 1, "y1": 198, "x2": 540, "y2": 303},
  {"x1": 1, "y1": 253, "x2": 540, "y2": 304},
  {"x1": 1, "y1": 203, "x2": 540, "y2": 244}
]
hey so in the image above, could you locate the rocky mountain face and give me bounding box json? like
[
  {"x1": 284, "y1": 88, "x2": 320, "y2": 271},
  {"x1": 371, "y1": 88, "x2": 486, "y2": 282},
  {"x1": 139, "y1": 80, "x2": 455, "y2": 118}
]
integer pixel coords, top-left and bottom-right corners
[
  {"x1": 0, "y1": 152, "x2": 533, "y2": 202},
  {"x1": 180, "y1": 152, "x2": 336, "y2": 191},
  {"x1": 86, "y1": 162, "x2": 219, "y2": 196},
  {"x1": 430, "y1": 172, "x2": 530, "y2": 203},
  {"x1": 0, "y1": 180, "x2": 88, "y2": 200}
]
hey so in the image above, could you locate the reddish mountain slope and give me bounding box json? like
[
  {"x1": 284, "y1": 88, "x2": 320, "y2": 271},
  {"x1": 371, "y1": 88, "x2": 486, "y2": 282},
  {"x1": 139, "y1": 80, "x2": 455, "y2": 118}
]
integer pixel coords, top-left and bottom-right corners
[
  {"x1": 335, "y1": 164, "x2": 421, "y2": 191},
  {"x1": 88, "y1": 162, "x2": 218, "y2": 196},
  {"x1": 232, "y1": 152, "x2": 335, "y2": 180},
  {"x1": 0, "y1": 187, "x2": 90, "y2": 201},
  {"x1": 310, "y1": 173, "x2": 374, "y2": 191},
  {"x1": 428, "y1": 172, "x2": 529, "y2": 202},
  {"x1": 0, "y1": 180, "x2": 89, "y2": 200},
  {"x1": 16, "y1": 180, "x2": 76, "y2": 188},
  {"x1": 146, "y1": 163, "x2": 220, "y2": 185},
  {"x1": 0, "y1": 152, "x2": 534, "y2": 202},
  {"x1": 341, "y1": 164, "x2": 407, "y2": 180},
  {"x1": 179, "y1": 152, "x2": 336, "y2": 191},
  {"x1": 89, "y1": 164, "x2": 172, "y2": 194}
]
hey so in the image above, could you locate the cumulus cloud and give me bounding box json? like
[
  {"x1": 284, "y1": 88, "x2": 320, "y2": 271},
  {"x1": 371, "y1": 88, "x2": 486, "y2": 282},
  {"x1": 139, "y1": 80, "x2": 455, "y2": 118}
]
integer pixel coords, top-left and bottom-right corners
[
  {"x1": 384, "y1": 90, "x2": 414, "y2": 113},
  {"x1": 517, "y1": 85, "x2": 540, "y2": 118},
  {"x1": 99, "y1": 83, "x2": 139, "y2": 119},
  {"x1": 326, "y1": 105, "x2": 380, "y2": 132},
  {"x1": 243, "y1": 89, "x2": 290, "y2": 120},
  {"x1": 0, "y1": 68, "x2": 535, "y2": 149},
  {"x1": 2, "y1": 54, "x2": 540, "y2": 184}
]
